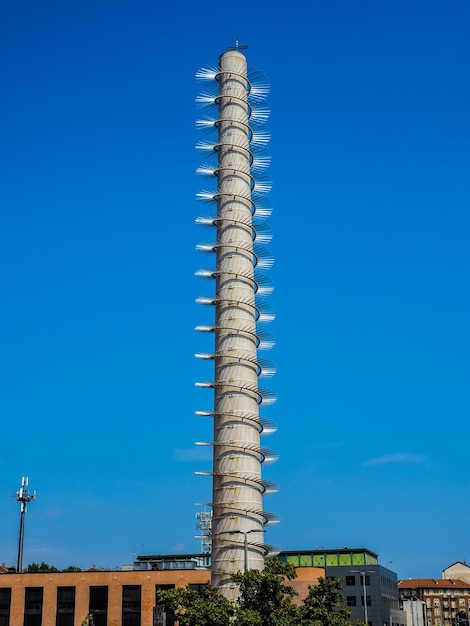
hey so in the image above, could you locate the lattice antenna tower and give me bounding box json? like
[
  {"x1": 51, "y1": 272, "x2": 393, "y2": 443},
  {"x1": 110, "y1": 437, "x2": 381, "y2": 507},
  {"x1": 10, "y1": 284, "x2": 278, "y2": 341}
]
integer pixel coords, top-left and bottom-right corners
[
  {"x1": 15, "y1": 476, "x2": 36, "y2": 573},
  {"x1": 195, "y1": 45, "x2": 279, "y2": 599},
  {"x1": 195, "y1": 510, "x2": 213, "y2": 554}
]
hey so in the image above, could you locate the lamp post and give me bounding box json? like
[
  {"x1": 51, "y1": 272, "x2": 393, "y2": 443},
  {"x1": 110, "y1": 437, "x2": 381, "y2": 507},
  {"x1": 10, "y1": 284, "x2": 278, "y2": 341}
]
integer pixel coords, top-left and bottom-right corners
[
  {"x1": 215, "y1": 529, "x2": 263, "y2": 572},
  {"x1": 233, "y1": 529, "x2": 259, "y2": 571},
  {"x1": 350, "y1": 570, "x2": 375, "y2": 625},
  {"x1": 242, "y1": 531, "x2": 250, "y2": 572}
]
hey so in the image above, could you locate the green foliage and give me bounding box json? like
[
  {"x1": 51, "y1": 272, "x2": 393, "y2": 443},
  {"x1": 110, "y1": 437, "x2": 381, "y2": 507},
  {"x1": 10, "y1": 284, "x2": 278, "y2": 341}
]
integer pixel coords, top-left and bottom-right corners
[
  {"x1": 62, "y1": 565, "x2": 82, "y2": 572},
  {"x1": 300, "y1": 577, "x2": 364, "y2": 626},
  {"x1": 156, "y1": 584, "x2": 235, "y2": 626},
  {"x1": 232, "y1": 558, "x2": 300, "y2": 626},
  {"x1": 456, "y1": 611, "x2": 469, "y2": 626},
  {"x1": 24, "y1": 561, "x2": 58, "y2": 572},
  {"x1": 156, "y1": 561, "x2": 367, "y2": 626},
  {"x1": 235, "y1": 609, "x2": 263, "y2": 626}
]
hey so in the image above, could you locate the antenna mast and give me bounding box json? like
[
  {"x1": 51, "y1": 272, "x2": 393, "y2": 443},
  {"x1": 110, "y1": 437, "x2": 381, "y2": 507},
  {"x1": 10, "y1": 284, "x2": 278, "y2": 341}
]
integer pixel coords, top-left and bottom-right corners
[
  {"x1": 195, "y1": 510, "x2": 212, "y2": 554},
  {"x1": 15, "y1": 476, "x2": 36, "y2": 573}
]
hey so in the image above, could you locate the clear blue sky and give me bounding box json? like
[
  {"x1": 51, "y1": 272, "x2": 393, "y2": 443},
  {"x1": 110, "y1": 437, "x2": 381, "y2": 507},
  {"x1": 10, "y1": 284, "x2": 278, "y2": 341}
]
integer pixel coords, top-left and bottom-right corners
[{"x1": 1, "y1": 0, "x2": 469, "y2": 578}]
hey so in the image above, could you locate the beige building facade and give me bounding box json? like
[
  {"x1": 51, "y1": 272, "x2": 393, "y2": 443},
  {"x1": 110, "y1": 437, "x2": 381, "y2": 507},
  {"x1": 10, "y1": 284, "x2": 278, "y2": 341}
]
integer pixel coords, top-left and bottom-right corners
[{"x1": 443, "y1": 563, "x2": 470, "y2": 585}]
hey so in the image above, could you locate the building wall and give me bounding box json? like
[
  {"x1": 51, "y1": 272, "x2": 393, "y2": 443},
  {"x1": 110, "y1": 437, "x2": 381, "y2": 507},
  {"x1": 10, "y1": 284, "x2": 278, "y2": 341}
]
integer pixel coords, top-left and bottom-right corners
[
  {"x1": 0, "y1": 566, "x2": 324, "y2": 625},
  {"x1": 443, "y1": 564, "x2": 470, "y2": 585},
  {"x1": 289, "y1": 567, "x2": 325, "y2": 605},
  {"x1": 278, "y1": 549, "x2": 405, "y2": 626},
  {"x1": 1, "y1": 569, "x2": 210, "y2": 626},
  {"x1": 401, "y1": 599, "x2": 426, "y2": 626},
  {"x1": 326, "y1": 564, "x2": 405, "y2": 626},
  {"x1": 399, "y1": 579, "x2": 470, "y2": 626}
]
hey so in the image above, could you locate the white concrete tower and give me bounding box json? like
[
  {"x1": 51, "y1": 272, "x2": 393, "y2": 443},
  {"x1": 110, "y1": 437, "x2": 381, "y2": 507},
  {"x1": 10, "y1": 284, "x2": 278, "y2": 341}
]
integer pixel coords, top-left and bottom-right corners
[{"x1": 195, "y1": 47, "x2": 278, "y2": 599}]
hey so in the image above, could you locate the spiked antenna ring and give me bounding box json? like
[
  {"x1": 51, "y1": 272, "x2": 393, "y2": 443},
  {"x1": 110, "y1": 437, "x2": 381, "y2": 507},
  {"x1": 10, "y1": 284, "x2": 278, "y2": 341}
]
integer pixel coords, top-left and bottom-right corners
[{"x1": 195, "y1": 49, "x2": 278, "y2": 597}]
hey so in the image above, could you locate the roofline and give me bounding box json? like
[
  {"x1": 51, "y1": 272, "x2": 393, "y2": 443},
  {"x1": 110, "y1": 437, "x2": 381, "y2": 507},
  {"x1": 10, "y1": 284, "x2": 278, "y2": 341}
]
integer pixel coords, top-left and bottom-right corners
[
  {"x1": 399, "y1": 579, "x2": 470, "y2": 589},
  {"x1": 137, "y1": 547, "x2": 379, "y2": 561}
]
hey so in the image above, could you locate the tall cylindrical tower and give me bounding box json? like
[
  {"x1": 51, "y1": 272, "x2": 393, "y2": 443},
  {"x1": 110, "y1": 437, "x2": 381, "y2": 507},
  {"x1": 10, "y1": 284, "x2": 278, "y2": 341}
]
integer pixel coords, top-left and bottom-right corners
[{"x1": 195, "y1": 47, "x2": 278, "y2": 599}]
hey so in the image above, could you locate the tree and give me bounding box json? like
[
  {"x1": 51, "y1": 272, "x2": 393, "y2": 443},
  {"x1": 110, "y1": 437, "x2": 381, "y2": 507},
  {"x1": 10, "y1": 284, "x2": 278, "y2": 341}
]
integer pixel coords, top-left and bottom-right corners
[
  {"x1": 62, "y1": 565, "x2": 82, "y2": 572},
  {"x1": 456, "y1": 611, "x2": 469, "y2": 626},
  {"x1": 157, "y1": 561, "x2": 367, "y2": 626},
  {"x1": 24, "y1": 561, "x2": 58, "y2": 573},
  {"x1": 232, "y1": 558, "x2": 300, "y2": 626},
  {"x1": 156, "y1": 584, "x2": 234, "y2": 626},
  {"x1": 300, "y1": 577, "x2": 364, "y2": 626},
  {"x1": 156, "y1": 562, "x2": 299, "y2": 626}
]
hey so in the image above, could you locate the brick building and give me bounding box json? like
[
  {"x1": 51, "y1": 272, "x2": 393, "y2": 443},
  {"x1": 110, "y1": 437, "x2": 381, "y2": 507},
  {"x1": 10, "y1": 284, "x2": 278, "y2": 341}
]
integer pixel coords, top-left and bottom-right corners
[
  {"x1": 0, "y1": 562, "x2": 323, "y2": 626},
  {"x1": 399, "y1": 578, "x2": 470, "y2": 626},
  {"x1": 0, "y1": 568, "x2": 210, "y2": 626}
]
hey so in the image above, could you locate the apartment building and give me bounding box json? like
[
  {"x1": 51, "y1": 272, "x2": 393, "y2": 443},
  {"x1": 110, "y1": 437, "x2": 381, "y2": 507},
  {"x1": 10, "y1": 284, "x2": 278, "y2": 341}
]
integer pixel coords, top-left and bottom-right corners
[{"x1": 399, "y1": 578, "x2": 470, "y2": 626}]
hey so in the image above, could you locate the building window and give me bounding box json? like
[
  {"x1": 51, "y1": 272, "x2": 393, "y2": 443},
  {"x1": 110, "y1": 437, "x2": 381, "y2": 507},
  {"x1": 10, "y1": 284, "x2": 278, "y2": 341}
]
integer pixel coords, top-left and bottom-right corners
[
  {"x1": 0, "y1": 588, "x2": 11, "y2": 626},
  {"x1": 361, "y1": 596, "x2": 372, "y2": 607},
  {"x1": 155, "y1": 585, "x2": 175, "y2": 626},
  {"x1": 326, "y1": 555, "x2": 339, "y2": 567},
  {"x1": 89, "y1": 586, "x2": 108, "y2": 626},
  {"x1": 122, "y1": 585, "x2": 141, "y2": 626},
  {"x1": 352, "y1": 553, "x2": 366, "y2": 566},
  {"x1": 24, "y1": 587, "x2": 43, "y2": 626},
  {"x1": 347, "y1": 596, "x2": 357, "y2": 607},
  {"x1": 364, "y1": 575, "x2": 371, "y2": 586},
  {"x1": 346, "y1": 576, "x2": 356, "y2": 586},
  {"x1": 56, "y1": 587, "x2": 75, "y2": 626},
  {"x1": 188, "y1": 584, "x2": 208, "y2": 594}
]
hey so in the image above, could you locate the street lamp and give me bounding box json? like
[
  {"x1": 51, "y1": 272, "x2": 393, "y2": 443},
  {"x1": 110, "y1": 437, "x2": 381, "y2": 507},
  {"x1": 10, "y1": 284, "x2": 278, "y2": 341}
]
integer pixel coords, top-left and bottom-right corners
[
  {"x1": 350, "y1": 570, "x2": 375, "y2": 625},
  {"x1": 230, "y1": 529, "x2": 262, "y2": 571}
]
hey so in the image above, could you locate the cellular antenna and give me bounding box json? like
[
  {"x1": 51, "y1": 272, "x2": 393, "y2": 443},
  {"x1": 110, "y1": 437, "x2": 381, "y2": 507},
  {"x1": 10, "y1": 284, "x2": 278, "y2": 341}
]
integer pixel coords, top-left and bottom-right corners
[
  {"x1": 15, "y1": 476, "x2": 36, "y2": 573},
  {"x1": 195, "y1": 510, "x2": 212, "y2": 554}
]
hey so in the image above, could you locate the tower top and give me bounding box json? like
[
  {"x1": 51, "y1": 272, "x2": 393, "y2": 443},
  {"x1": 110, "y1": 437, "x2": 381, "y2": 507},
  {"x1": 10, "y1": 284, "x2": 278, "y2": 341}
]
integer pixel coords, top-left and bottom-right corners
[{"x1": 226, "y1": 39, "x2": 248, "y2": 52}]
